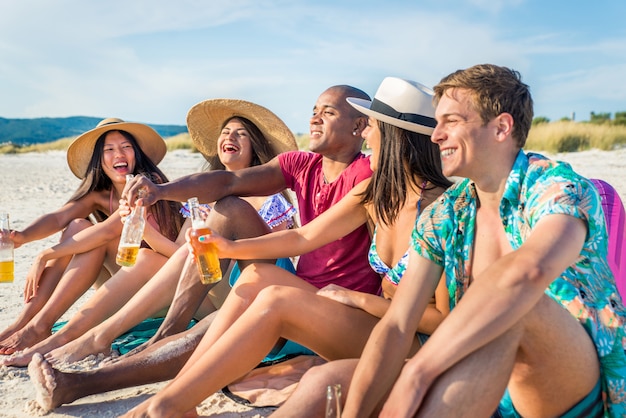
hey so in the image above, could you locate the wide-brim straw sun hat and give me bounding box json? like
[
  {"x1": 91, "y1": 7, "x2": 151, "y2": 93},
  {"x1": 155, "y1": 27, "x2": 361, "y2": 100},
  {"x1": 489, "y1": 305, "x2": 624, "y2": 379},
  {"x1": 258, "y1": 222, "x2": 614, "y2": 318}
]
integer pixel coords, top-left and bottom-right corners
[
  {"x1": 67, "y1": 118, "x2": 167, "y2": 178},
  {"x1": 346, "y1": 77, "x2": 437, "y2": 136},
  {"x1": 186, "y1": 99, "x2": 297, "y2": 160}
]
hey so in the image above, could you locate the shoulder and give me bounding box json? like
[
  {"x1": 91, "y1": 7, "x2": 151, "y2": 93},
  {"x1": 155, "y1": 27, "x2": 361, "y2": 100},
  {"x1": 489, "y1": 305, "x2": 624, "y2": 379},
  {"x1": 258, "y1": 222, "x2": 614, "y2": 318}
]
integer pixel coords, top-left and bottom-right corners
[
  {"x1": 278, "y1": 150, "x2": 318, "y2": 167},
  {"x1": 343, "y1": 153, "x2": 373, "y2": 181}
]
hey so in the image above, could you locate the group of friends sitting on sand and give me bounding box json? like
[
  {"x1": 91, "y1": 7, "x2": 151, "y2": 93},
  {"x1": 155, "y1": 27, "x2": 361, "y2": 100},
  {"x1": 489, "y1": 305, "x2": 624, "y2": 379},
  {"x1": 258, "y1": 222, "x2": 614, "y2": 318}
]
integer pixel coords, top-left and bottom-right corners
[{"x1": 1, "y1": 63, "x2": 625, "y2": 418}]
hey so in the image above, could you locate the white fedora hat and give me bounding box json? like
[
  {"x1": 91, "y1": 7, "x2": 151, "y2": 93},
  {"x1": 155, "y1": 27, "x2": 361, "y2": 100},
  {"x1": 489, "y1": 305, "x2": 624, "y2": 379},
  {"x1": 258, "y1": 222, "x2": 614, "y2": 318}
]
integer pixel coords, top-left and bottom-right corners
[{"x1": 346, "y1": 77, "x2": 436, "y2": 135}]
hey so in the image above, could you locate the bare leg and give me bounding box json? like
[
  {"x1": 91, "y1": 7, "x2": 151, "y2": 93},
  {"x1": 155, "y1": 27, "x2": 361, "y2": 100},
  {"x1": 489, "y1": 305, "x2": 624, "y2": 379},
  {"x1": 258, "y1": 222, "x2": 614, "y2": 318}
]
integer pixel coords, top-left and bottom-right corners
[
  {"x1": 140, "y1": 196, "x2": 275, "y2": 349},
  {"x1": 0, "y1": 219, "x2": 90, "y2": 344},
  {"x1": 271, "y1": 359, "x2": 358, "y2": 418},
  {"x1": 416, "y1": 295, "x2": 600, "y2": 417},
  {"x1": 43, "y1": 246, "x2": 191, "y2": 365},
  {"x1": 122, "y1": 271, "x2": 408, "y2": 417},
  {"x1": 0, "y1": 238, "x2": 119, "y2": 358},
  {"x1": 4, "y1": 249, "x2": 167, "y2": 366},
  {"x1": 28, "y1": 312, "x2": 216, "y2": 412}
]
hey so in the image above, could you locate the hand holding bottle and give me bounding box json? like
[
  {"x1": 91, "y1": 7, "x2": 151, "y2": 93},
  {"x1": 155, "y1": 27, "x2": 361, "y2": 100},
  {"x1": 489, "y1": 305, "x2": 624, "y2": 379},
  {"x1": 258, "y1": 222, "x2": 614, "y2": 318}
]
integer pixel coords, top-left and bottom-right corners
[
  {"x1": 123, "y1": 174, "x2": 159, "y2": 208},
  {"x1": 116, "y1": 175, "x2": 146, "y2": 267},
  {"x1": 118, "y1": 198, "x2": 131, "y2": 223},
  {"x1": 187, "y1": 197, "x2": 221, "y2": 284}
]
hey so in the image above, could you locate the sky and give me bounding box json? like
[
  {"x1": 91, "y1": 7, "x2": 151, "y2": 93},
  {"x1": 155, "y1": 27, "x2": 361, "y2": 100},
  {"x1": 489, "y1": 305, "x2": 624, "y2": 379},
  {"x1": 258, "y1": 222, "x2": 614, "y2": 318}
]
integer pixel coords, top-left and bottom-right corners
[{"x1": 1, "y1": 0, "x2": 625, "y2": 134}]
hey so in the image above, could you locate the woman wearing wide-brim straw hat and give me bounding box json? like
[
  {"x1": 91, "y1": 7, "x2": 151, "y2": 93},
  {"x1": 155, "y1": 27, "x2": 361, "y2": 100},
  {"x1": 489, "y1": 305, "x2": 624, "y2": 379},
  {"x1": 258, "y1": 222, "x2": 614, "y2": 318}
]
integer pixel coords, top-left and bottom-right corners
[
  {"x1": 187, "y1": 98, "x2": 297, "y2": 165},
  {"x1": 0, "y1": 118, "x2": 184, "y2": 356},
  {"x1": 4, "y1": 100, "x2": 300, "y2": 369}
]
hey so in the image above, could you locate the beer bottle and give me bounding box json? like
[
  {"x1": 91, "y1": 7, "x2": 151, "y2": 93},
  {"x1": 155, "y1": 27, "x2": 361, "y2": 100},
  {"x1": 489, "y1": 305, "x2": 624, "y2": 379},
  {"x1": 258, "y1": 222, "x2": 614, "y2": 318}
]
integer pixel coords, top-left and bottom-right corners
[
  {"x1": 188, "y1": 197, "x2": 222, "y2": 284},
  {"x1": 116, "y1": 175, "x2": 146, "y2": 267},
  {"x1": 0, "y1": 213, "x2": 14, "y2": 283}
]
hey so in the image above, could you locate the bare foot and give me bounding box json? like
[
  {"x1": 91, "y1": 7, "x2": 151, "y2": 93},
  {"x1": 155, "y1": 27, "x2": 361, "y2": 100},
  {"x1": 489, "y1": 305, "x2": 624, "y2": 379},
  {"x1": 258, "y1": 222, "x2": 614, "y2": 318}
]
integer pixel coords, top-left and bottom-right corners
[
  {"x1": 0, "y1": 324, "x2": 52, "y2": 355},
  {"x1": 0, "y1": 349, "x2": 36, "y2": 367},
  {"x1": 44, "y1": 332, "x2": 111, "y2": 365},
  {"x1": 0, "y1": 323, "x2": 22, "y2": 344},
  {"x1": 28, "y1": 353, "x2": 60, "y2": 412}
]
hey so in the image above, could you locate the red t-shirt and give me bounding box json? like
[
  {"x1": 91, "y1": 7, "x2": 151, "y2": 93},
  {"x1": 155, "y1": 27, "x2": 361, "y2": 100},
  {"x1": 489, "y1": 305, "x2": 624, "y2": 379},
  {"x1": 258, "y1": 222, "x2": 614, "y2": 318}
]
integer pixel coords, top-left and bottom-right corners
[{"x1": 279, "y1": 151, "x2": 381, "y2": 295}]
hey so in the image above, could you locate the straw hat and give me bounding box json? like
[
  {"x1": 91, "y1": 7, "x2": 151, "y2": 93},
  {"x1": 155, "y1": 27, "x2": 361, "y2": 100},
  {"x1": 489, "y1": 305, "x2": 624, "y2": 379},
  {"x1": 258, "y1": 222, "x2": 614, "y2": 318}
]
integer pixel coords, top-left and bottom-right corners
[
  {"x1": 186, "y1": 99, "x2": 297, "y2": 159},
  {"x1": 67, "y1": 118, "x2": 167, "y2": 178},
  {"x1": 346, "y1": 77, "x2": 437, "y2": 136}
]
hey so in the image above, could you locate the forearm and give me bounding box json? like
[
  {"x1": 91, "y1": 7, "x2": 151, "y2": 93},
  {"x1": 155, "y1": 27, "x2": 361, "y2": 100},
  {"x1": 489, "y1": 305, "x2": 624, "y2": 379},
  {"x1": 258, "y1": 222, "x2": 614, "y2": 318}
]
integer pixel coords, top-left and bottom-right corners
[
  {"x1": 343, "y1": 320, "x2": 414, "y2": 417},
  {"x1": 154, "y1": 172, "x2": 231, "y2": 204},
  {"x1": 17, "y1": 213, "x2": 69, "y2": 244},
  {"x1": 221, "y1": 229, "x2": 311, "y2": 260},
  {"x1": 350, "y1": 291, "x2": 390, "y2": 318},
  {"x1": 39, "y1": 222, "x2": 118, "y2": 263},
  {"x1": 141, "y1": 223, "x2": 181, "y2": 258}
]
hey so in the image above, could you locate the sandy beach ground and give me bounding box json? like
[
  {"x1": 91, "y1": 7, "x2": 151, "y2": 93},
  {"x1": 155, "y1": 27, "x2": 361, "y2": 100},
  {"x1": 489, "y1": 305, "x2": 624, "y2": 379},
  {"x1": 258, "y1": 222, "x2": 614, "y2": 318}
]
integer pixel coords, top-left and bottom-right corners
[{"x1": 0, "y1": 148, "x2": 624, "y2": 417}]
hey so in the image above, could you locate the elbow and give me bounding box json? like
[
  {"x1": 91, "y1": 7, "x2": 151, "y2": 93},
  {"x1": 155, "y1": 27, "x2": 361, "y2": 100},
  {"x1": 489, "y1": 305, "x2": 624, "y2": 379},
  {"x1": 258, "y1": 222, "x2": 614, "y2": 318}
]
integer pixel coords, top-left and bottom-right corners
[{"x1": 499, "y1": 251, "x2": 548, "y2": 291}]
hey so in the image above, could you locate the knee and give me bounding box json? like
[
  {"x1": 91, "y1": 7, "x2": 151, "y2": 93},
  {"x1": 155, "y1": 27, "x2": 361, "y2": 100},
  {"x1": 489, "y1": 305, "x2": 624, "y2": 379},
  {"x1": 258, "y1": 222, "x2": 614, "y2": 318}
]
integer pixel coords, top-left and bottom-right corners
[
  {"x1": 213, "y1": 196, "x2": 254, "y2": 214},
  {"x1": 61, "y1": 218, "x2": 92, "y2": 239},
  {"x1": 210, "y1": 197, "x2": 269, "y2": 238}
]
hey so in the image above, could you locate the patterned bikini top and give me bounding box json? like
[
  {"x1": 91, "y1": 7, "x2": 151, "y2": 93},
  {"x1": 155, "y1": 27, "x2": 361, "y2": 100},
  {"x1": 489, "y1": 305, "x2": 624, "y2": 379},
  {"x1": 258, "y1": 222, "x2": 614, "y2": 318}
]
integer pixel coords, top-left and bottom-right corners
[
  {"x1": 180, "y1": 193, "x2": 296, "y2": 229},
  {"x1": 368, "y1": 182, "x2": 426, "y2": 287}
]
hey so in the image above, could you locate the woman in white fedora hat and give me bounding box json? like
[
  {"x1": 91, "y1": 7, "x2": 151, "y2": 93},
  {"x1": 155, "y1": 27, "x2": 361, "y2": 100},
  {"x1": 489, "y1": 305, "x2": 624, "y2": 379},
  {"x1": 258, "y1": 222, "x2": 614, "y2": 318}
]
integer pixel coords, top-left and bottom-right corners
[
  {"x1": 0, "y1": 118, "x2": 184, "y2": 356},
  {"x1": 121, "y1": 77, "x2": 453, "y2": 417},
  {"x1": 6, "y1": 100, "x2": 299, "y2": 368}
]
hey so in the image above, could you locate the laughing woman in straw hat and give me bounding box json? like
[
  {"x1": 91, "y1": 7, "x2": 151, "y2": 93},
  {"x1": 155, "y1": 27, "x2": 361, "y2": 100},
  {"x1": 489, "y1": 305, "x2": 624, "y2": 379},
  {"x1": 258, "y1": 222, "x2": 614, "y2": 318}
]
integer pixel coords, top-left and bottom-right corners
[
  {"x1": 122, "y1": 77, "x2": 453, "y2": 418},
  {"x1": 0, "y1": 119, "x2": 184, "y2": 356},
  {"x1": 7, "y1": 99, "x2": 298, "y2": 369}
]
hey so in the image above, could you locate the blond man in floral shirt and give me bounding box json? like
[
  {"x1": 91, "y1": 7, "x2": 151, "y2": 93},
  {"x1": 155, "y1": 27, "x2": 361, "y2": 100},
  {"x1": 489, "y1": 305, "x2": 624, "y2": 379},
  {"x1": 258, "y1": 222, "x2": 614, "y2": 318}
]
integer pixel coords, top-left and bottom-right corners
[{"x1": 343, "y1": 64, "x2": 626, "y2": 418}]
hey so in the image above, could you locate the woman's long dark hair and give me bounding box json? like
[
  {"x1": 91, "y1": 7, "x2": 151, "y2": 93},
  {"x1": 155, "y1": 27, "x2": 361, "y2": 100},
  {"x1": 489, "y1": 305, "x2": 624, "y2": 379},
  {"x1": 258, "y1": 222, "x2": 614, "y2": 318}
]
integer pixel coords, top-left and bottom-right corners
[
  {"x1": 360, "y1": 121, "x2": 452, "y2": 226},
  {"x1": 68, "y1": 130, "x2": 183, "y2": 240}
]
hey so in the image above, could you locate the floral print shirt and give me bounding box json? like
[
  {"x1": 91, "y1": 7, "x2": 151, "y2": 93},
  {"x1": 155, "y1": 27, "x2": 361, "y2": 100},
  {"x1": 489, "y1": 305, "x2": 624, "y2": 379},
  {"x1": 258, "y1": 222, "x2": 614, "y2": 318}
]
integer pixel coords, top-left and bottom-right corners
[{"x1": 412, "y1": 150, "x2": 626, "y2": 417}]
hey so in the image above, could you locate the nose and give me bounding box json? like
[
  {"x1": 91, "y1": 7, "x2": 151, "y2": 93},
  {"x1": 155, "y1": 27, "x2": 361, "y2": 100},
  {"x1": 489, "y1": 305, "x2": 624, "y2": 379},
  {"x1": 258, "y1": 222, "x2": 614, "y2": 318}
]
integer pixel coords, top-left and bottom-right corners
[
  {"x1": 431, "y1": 123, "x2": 444, "y2": 144},
  {"x1": 310, "y1": 113, "x2": 322, "y2": 125}
]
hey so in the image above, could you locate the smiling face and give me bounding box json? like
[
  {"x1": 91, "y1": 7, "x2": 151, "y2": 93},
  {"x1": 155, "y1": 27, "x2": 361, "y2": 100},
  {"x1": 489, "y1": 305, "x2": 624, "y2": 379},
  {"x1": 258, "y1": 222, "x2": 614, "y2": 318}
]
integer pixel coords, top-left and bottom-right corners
[
  {"x1": 362, "y1": 117, "x2": 381, "y2": 171},
  {"x1": 100, "y1": 131, "x2": 137, "y2": 183},
  {"x1": 431, "y1": 88, "x2": 498, "y2": 179},
  {"x1": 308, "y1": 87, "x2": 361, "y2": 155},
  {"x1": 217, "y1": 118, "x2": 254, "y2": 171}
]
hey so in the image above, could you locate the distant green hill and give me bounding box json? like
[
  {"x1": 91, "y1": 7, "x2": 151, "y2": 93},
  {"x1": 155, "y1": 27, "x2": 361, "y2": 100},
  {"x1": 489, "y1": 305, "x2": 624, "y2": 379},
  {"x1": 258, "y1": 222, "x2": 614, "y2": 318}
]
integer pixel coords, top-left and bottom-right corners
[{"x1": 0, "y1": 116, "x2": 187, "y2": 145}]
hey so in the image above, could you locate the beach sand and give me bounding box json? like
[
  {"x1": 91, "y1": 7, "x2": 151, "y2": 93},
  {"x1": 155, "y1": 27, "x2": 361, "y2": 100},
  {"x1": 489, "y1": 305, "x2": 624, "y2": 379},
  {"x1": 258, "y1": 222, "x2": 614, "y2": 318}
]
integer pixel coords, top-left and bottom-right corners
[{"x1": 0, "y1": 148, "x2": 624, "y2": 417}]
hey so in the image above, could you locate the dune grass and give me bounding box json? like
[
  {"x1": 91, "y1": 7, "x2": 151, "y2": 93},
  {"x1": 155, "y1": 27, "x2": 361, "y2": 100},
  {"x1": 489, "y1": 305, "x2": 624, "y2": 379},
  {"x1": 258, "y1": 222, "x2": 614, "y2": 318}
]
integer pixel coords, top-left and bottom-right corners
[
  {"x1": 1, "y1": 123, "x2": 624, "y2": 155},
  {"x1": 526, "y1": 121, "x2": 626, "y2": 153}
]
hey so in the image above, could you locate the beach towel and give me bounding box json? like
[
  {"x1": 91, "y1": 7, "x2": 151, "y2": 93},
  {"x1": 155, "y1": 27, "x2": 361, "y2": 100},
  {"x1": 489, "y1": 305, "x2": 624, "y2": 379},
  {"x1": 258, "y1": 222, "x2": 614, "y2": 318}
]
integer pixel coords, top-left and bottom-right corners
[
  {"x1": 52, "y1": 317, "x2": 197, "y2": 355},
  {"x1": 591, "y1": 179, "x2": 626, "y2": 298}
]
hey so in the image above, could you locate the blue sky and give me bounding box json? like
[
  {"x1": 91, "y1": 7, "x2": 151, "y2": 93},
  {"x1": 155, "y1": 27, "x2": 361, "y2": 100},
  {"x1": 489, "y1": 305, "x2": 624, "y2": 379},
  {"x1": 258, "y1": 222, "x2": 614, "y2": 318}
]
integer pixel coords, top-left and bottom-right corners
[{"x1": 1, "y1": 0, "x2": 625, "y2": 134}]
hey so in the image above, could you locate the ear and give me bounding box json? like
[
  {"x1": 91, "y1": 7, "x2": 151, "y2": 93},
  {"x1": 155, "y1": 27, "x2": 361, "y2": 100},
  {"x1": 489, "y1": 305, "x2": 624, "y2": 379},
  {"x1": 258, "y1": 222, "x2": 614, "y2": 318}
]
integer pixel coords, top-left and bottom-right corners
[
  {"x1": 353, "y1": 116, "x2": 368, "y2": 136},
  {"x1": 494, "y1": 112, "x2": 514, "y2": 143}
]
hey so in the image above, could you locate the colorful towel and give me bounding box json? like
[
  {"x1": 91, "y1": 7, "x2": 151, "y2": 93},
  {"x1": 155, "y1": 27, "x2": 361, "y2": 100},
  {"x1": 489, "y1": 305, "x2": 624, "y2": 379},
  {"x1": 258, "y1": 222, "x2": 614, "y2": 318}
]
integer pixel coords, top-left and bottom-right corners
[{"x1": 52, "y1": 317, "x2": 197, "y2": 355}]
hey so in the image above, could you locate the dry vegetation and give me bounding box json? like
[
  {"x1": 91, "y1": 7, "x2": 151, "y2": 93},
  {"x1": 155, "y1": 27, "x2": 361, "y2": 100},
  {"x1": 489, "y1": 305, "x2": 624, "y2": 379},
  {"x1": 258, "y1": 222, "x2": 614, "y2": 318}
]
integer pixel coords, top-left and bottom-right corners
[{"x1": 1, "y1": 124, "x2": 624, "y2": 155}]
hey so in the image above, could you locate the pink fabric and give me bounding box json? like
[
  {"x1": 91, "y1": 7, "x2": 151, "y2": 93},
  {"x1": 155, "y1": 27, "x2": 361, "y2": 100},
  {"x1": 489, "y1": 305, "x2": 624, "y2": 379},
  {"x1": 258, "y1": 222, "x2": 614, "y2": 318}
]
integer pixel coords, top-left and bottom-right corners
[
  {"x1": 279, "y1": 151, "x2": 380, "y2": 295},
  {"x1": 591, "y1": 179, "x2": 626, "y2": 299}
]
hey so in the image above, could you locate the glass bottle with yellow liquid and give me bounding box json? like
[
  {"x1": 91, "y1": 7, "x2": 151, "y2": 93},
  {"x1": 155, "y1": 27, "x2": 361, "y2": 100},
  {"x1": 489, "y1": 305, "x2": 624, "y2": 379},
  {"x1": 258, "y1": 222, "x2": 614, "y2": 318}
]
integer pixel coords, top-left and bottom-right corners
[
  {"x1": 116, "y1": 175, "x2": 146, "y2": 267},
  {"x1": 0, "y1": 213, "x2": 14, "y2": 283},
  {"x1": 188, "y1": 197, "x2": 222, "y2": 284}
]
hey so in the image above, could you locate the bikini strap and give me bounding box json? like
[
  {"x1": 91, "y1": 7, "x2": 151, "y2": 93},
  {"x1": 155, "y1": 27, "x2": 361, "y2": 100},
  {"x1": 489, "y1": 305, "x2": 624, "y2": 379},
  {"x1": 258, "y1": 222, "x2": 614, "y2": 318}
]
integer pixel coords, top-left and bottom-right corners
[{"x1": 416, "y1": 180, "x2": 428, "y2": 215}]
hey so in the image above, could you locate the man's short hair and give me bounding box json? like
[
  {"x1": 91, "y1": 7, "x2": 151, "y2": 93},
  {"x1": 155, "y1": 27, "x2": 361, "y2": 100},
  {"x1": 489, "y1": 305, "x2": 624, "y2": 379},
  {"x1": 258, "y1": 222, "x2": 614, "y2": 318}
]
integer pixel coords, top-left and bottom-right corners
[{"x1": 433, "y1": 64, "x2": 533, "y2": 148}]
